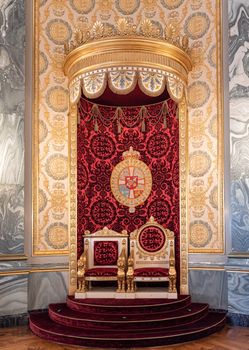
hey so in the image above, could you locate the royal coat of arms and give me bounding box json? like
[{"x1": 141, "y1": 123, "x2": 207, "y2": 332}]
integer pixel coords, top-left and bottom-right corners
[{"x1": 110, "y1": 147, "x2": 152, "y2": 213}]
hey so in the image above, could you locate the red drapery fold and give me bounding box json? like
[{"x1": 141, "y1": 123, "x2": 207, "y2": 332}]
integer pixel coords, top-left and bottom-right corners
[{"x1": 77, "y1": 97, "x2": 180, "y2": 276}]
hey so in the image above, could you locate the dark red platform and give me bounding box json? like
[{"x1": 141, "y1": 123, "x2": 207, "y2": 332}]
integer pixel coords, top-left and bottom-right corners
[{"x1": 29, "y1": 295, "x2": 226, "y2": 348}]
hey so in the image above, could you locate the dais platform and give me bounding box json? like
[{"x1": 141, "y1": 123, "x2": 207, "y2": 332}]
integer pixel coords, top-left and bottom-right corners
[
  {"x1": 29, "y1": 295, "x2": 226, "y2": 348},
  {"x1": 75, "y1": 286, "x2": 177, "y2": 299}
]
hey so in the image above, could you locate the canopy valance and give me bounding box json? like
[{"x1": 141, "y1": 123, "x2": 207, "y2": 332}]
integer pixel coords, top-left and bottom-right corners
[{"x1": 63, "y1": 19, "x2": 192, "y2": 104}]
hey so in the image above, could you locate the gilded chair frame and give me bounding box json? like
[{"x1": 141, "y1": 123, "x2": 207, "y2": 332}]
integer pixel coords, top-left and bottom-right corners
[
  {"x1": 77, "y1": 227, "x2": 128, "y2": 293},
  {"x1": 127, "y1": 216, "x2": 177, "y2": 295}
]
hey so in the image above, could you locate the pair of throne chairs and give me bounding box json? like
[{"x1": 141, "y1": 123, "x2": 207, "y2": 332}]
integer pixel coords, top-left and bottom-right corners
[{"x1": 77, "y1": 217, "x2": 177, "y2": 296}]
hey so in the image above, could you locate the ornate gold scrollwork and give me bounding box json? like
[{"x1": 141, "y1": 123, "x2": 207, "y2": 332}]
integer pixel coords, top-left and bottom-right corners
[
  {"x1": 108, "y1": 70, "x2": 137, "y2": 95},
  {"x1": 166, "y1": 76, "x2": 184, "y2": 102},
  {"x1": 69, "y1": 80, "x2": 81, "y2": 104},
  {"x1": 168, "y1": 241, "x2": 177, "y2": 293},
  {"x1": 126, "y1": 249, "x2": 135, "y2": 293},
  {"x1": 138, "y1": 71, "x2": 166, "y2": 97},
  {"x1": 117, "y1": 247, "x2": 126, "y2": 293},
  {"x1": 77, "y1": 249, "x2": 88, "y2": 292},
  {"x1": 82, "y1": 72, "x2": 107, "y2": 99},
  {"x1": 64, "y1": 19, "x2": 190, "y2": 56}
]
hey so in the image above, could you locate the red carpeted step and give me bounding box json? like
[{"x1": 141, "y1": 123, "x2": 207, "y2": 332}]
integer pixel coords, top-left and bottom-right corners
[
  {"x1": 29, "y1": 311, "x2": 226, "y2": 348},
  {"x1": 49, "y1": 302, "x2": 209, "y2": 330},
  {"x1": 66, "y1": 294, "x2": 191, "y2": 314}
]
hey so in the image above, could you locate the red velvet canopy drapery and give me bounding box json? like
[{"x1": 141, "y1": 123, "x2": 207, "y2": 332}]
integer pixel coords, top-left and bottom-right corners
[{"x1": 77, "y1": 91, "x2": 180, "y2": 280}]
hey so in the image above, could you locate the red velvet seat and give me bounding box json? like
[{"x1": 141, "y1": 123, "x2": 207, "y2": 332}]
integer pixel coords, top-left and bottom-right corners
[
  {"x1": 85, "y1": 268, "x2": 117, "y2": 277},
  {"x1": 134, "y1": 268, "x2": 169, "y2": 277}
]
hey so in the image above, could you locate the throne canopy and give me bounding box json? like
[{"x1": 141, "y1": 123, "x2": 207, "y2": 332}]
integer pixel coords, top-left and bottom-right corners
[{"x1": 63, "y1": 19, "x2": 192, "y2": 296}]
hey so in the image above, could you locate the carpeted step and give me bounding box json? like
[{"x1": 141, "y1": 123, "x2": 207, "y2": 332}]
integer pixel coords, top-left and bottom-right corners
[
  {"x1": 67, "y1": 294, "x2": 191, "y2": 314},
  {"x1": 49, "y1": 302, "x2": 209, "y2": 330},
  {"x1": 29, "y1": 311, "x2": 226, "y2": 348}
]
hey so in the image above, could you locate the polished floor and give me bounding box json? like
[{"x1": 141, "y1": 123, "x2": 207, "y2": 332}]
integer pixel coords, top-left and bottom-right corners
[{"x1": 0, "y1": 325, "x2": 248, "y2": 350}]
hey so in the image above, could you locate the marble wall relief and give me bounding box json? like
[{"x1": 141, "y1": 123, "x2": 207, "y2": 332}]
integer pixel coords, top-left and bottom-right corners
[
  {"x1": 229, "y1": 0, "x2": 249, "y2": 252},
  {"x1": 0, "y1": 0, "x2": 25, "y2": 257}
]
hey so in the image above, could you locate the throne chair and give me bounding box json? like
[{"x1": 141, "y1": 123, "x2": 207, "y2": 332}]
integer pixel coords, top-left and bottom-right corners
[
  {"x1": 77, "y1": 227, "x2": 128, "y2": 294},
  {"x1": 127, "y1": 217, "x2": 177, "y2": 297}
]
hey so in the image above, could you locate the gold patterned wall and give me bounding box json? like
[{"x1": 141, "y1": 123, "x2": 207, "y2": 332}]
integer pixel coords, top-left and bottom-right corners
[{"x1": 33, "y1": 0, "x2": 223, "y2": 255}]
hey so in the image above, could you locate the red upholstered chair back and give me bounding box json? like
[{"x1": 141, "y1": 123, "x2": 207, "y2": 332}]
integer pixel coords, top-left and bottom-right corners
[
  {"x1": 83, "y1": 227, "x2": 128, "y2": 269},
  {"x1": 129, "y1": 216, "x2": 175, "y2": 270}
]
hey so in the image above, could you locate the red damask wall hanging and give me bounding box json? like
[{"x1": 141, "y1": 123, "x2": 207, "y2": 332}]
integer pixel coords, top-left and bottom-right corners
[{"x1": 77, "y1": 97, "x2": 179, "y2": 269}]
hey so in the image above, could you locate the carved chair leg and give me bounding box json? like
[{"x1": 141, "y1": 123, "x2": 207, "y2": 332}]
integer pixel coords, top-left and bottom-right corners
[
  {"x1": 77, "y1": 280, "x2": 81, "y2": 291},
  {"x1": 81, "y1": 278, "x2": 87, "y2": 292},
  {"x1": 173, "y1": 275, "x2": 176, "y2": 292},
  {"x1": 169, "y1": 275, "x2": 176, "y2": 293},
  {"x1": 132, "y1": 280, "x2": 135, "y2": 293},
  {"x1": 117, "y1": 278, "x2": 124, "y2": 293},
  {"x1": 127, "y1": 277, "x2": 135, "y2": 293},
  {"x1": 168, "y1": 278, "x2": 172, "y2": 293},
  {"x1": 127, "y1": 278, "x2": 131, "y2": 292},
  {"x1": 122, "y1": 279, "x2": 125, "y2": 292}
]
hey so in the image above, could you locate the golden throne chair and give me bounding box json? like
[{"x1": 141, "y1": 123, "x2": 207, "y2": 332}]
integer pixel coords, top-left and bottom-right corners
[
  {"x1": 77, "y1": 227, "x2": 128, "y2": 295},
  {"x1": 127, "y1": 217, "x2": 177, "y2": 297}
]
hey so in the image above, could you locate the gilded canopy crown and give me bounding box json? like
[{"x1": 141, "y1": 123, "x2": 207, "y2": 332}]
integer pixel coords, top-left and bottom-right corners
[
  {"x1": 64, "y1": 19, "x2": 189, "y2": 56},
  {"x1": 63, "y1": 19, "x2": 192, "y2": 104}
]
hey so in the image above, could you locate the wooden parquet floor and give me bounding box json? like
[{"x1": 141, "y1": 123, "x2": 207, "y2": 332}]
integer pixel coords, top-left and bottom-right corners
[{"x1": 0, "y1": 325, "x2": 248, "y2": 350}]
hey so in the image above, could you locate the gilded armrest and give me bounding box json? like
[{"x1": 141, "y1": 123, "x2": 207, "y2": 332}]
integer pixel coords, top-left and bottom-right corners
[
  {"x1": 78, "y1": 250, "x2": 88, "y2": 271},
  {"x1": 77, "y1": 249, "x2": 88, "y2": 291},
  {"x1": 168, "y1": 239, "x2": 177, "y2": 293},
  {"x1": 117, "y1": 247, "x2": 126, "y2": 292},
  {"x1": 126, "y1": 249, "x2": 135, "y2": 292}
]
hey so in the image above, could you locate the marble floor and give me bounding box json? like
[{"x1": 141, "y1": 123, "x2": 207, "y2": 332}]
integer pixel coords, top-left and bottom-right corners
[{"x1": 0, "y1": 325, "x2": 248, "y2": 350}]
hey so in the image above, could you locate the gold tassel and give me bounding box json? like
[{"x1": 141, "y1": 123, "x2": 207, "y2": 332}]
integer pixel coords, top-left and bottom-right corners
[
  {"x1": 162, "y1": 101, "x2": 168, "y2": 128},
  {"x1": 139, "y1": 106, "x2": 147, "y2": 132},
  {"x1": 77, "y1": 111, "x2": 80, "y2": 124},
  {"x1": 115, "y1": 107, "x2": 123, "y2": 134},
  {"x1": 94, "y1": 119, "x2": 99, "y2": 132},
  {"x1": 117, "y1": 120, "x2": 122, "y2": 134},
  {"x1": 141, "y1": 119, "x2": 146, "y2": 132},
  {"x1": 91, "y1": 104, "x2": 99, "y2": 131},
  {"x1": 163, "y1": 114, "x2": 167, "y2": 129}
]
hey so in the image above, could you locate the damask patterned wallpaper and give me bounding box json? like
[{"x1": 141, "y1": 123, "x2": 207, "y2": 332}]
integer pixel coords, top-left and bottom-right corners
[
  {"x1": 229, "y1": 0, "x2": 249, "y2": 252},
  {"x1": 34, "y1": 0, "x2": 223, "y2": 255}
]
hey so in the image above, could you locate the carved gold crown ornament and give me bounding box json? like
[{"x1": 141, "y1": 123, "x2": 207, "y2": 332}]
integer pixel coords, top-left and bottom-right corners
[
  {"x1": 122, "y1": 146, "x2": 141, "y2": 160},
  {"x1": 64, "y1": 19, "x2": 190, "y2": 56},
  {"x1": 63, "y1": 19, "x2": 192, "y2": 104}
]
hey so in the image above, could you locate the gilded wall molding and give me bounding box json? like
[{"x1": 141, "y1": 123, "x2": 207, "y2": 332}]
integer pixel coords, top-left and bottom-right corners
[
  {"x1": 33, "y1": 0, "x2": 224, "y2": 259},
  {"x1": 179, "y1": 95, "x2": 188, "y2": 294},
  {"x1": 68, "y1": 102, "x2": 78, "y2": 295}
]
